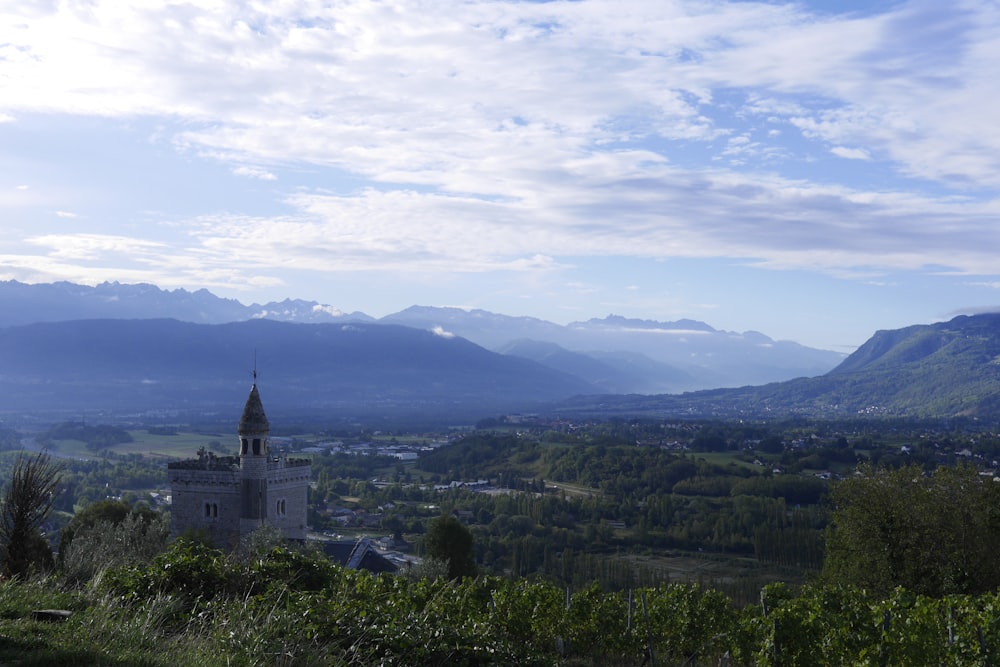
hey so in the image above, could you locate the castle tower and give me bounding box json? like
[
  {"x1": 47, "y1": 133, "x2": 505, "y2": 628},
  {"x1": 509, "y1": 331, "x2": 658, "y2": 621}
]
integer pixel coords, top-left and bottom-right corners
[
  {"x1": 168, "y1": 378, "x2": 311, "y2": 548},
  {"x1": 238, "y1": 378, "x2": 270, "y2": 536}
]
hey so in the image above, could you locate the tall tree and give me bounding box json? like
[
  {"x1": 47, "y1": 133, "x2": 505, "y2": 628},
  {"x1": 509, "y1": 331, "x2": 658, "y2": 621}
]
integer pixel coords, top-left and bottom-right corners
[
  {"x1": 425, "y1": 514, "x2": 477, "y2": 580},
  {"x1": 823, "y1": 463, "x2": 1000, "y2": 596},
  {"x1": 0, "y1": 451, "x2": 62, "y2": 578}
]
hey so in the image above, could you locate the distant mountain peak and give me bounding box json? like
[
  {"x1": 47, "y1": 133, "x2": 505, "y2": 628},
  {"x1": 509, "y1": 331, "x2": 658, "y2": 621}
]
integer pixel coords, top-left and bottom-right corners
[
  {"x1": 0, "y1": 280, "x2": 369, "y2": 328},
  {"x1": 562, "y1": 312, "x2": 1000, "y2": 421},
  {"x1": 392, "y1": 304, "x2": 547, "y2": 323},
  {"x1": 573, "y1": 314, "x2": 718, "y2": 333},
  {"x1": 0, "y1": 280, "x2": 845, "y2": 395}
]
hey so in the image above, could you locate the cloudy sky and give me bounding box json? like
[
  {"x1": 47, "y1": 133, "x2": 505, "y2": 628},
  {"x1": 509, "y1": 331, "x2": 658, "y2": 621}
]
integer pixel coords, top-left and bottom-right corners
[{"x1": 2, "y1": 0, "x2": 999, "y2": 352}]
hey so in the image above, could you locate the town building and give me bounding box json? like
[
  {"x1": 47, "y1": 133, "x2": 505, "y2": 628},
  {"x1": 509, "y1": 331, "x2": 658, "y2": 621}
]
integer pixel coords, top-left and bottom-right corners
[{"x1": 167, "y1": 380, "x2": 311, "y2": 550}]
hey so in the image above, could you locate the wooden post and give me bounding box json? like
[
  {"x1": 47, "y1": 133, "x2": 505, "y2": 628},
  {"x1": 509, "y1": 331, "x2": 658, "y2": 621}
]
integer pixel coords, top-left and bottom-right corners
[
  {"x1": 773, "y1": 618, "x2": 780, "y2": 667},
  {"x1": 628, "y1": 589, "x2": 633, "y2": 631},
  {"x1": 879, "y1": 609, "x2": 890, "y2": 667},
  {"x1": 641, "y1": 591, "x2": 657, "y2": 667}
]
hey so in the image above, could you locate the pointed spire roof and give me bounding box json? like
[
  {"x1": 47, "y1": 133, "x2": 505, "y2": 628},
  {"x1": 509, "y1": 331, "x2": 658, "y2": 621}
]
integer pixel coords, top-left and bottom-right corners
[{"x1": 238, "y1": 383, "x2": 270, "y2": 435}]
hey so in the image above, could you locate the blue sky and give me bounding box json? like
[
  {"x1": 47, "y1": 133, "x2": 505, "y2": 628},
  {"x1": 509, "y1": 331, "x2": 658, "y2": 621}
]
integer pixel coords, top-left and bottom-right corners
[{"x1": 3, "y1": 0, "x2": 1000, "y2": 352}]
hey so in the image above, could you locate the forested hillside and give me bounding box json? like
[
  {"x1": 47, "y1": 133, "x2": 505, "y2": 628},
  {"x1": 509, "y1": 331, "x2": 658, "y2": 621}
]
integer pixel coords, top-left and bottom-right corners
[{"x1": 557, "y1": 313, "x2": 1000, "y2": 421}]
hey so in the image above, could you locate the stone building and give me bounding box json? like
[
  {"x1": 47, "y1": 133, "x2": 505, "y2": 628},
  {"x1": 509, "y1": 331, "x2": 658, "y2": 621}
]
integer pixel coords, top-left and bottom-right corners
[{"x1": 168, "y1": 380, "x2": 311, "y2": 550}]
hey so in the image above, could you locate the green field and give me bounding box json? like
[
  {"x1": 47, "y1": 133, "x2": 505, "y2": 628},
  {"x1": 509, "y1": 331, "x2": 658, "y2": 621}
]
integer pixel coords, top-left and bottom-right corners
[{"x1": 47, "y1": 430, "x2": 232, "y2": 460}]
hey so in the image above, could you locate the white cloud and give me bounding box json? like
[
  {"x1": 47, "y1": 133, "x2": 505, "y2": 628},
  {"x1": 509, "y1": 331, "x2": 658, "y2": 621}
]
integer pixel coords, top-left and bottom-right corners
[
  {"x1": 2, "y1": 0, "x2": 1000, "y2": 297},
  {"x1": 158, "y1": 158, "x2": 1000, "y2": 286},
  {"x1": 55, "y1": 210, "x2": 77, "y2": 218},
  {"x1": 831, "y1": 146, "x2": 871, "y2": 160},
  {"x1": 312, "y1": 304, "x2": 345, "y2": 316},
  {"x1": 431, "y1": 325, "x2": 456, "y2": 339},
  {"x1": 27, "y1": 233, "x2": 166, "y2": 261},
  {"x1": 232, "y1": 166, "x2": 277, "y2": 181},
  {"x1": 3, "y1": 1, "x2": 997, "y2": 193}
]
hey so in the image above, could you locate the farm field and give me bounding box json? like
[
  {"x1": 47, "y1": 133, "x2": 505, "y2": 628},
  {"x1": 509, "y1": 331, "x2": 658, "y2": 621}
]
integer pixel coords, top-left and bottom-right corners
[{"x1": 46, "y1": 430, "x2": 230, "y2": 460}]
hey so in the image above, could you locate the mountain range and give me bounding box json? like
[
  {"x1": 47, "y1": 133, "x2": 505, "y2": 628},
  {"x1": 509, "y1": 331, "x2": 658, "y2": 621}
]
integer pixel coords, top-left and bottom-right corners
[
  {"x1": 0, "y1": 280, "x2": 843, "y2": 395},
  {"x1": 2, "y1": 280, "x2": 999, "y2": 422},
  {"x1": 0, "y1": 318, "x2": 593, "y2": 423},
  {"x1": 556, "y1": 313, "x2": 1000, "y2": 422}
]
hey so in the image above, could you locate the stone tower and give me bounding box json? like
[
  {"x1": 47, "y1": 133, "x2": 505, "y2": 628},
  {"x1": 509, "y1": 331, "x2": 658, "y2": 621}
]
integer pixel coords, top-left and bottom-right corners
[
  {"x1": 168, "y1": 380, "x2": 311, "y2": 549},
  {"x1": 238, "y1": 379, "x2": 270, "y2": 536}
]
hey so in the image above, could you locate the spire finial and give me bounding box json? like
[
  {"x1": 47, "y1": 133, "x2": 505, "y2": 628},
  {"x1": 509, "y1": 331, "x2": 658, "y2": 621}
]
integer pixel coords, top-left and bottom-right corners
[{"x1": 253, "y1": 349, "x2": 258, "y2": 384}]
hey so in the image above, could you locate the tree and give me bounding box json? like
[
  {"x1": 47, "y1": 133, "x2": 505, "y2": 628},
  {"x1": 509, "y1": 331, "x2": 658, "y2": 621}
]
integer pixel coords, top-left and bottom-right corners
[
  {"x1": 58, "y1": 498, "x2": 134, "y2": 558},
  {"x1": 0, "y1": 451, "x2": 62, "y2": 578},
  {"x1": 424, "y1": 514, "x2": 476, "y2": 579},
  {"x1": 691, "y1": 427, "x2": 727, "y2": 452},
  {"x1": 823, "y1": 463, "x2": 1000, "y2": 596},
  {"x1": 59, "y1": 499, "x2": 168, "y2": 584}
]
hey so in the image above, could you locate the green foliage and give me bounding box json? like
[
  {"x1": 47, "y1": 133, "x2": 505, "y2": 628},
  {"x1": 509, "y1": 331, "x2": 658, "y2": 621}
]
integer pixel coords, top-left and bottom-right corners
[
  {"x1": 58, "y1": 499, "x2": 141, "y2": 557},
  {"x1": 823, "y1": 463, "x2": 1000, "y2": 596},
  {"x1": 311, "y1": 449, "x2": 399, "y2": 482},
  {"x1": 398, "y1": 429, "x2": 829, "y2": 586},
  {"x1": 99, "y1": 538, "x2": 234, "y2": 603},
  {"x1": 41, "y1": 422, "x2": 133, "y2": 452},
  {"x1": 425, "y1": 514, "x2": 477, "y2": 579},
  {"x1": 55, "y1": 455, "x2": 167, "y2": 512},
  {"x1": 0, "y1": 428, "x2": 21, "y2": 453},
  {"x1": 60, "y1": 509, "x2": 169, "y2": 585},
  {"x1": 404, "y1": 555, "x2": 450, "y2": 581},
  {"x1": 489, "y1": 577, "x2": 566, "y2": 657},
  {"x1": 0, "y1": 451, "x2": 62, "y2": 578},
  {"x1": 11, "y1": 550, "x2": 1000, "y2": 666},
  {"x1": 733, "y1": 584, "x2": 1000, "y2": 667},
  {"x1": 238, "y1": 521, "x2": 287, "y2": 557},
  {"x1": 565, "y1": 582, "x2": 634, "y2": 660},
  {"x1": 419, "y1": 432, "x2": 533, "y2": 478},
  {"x1": 691, "y1": 425, "x2": 729, "y2": 451},
  {"x1": 672, "y1": 474, "x2": 738, "y2": 496},
  {"x1": 645, "y1": 584, "x2": 736, "y2": 662},
  {"x1": 244, "y1": 545, "x2": 341, "y2": 594},
  {"x1": 731, "y1": 474, "x2": 827, "y2": 505}
]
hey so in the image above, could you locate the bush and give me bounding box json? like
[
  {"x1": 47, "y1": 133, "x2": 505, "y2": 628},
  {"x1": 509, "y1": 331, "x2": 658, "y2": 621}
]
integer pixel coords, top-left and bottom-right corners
[{"x1": 61, "y1": 510, "x2": 169, "y2": 585}]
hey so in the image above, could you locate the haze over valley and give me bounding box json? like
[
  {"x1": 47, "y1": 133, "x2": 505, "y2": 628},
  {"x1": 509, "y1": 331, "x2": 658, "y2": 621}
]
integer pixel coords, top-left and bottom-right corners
[{"x1": 1, "y1": 280, "x2": 999, "y2": 425}]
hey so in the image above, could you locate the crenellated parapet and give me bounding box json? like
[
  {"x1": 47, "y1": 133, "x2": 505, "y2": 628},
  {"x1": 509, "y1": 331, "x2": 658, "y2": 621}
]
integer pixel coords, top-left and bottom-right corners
[{"x1": 168, "y1": 380, "x2": 311, "y2": 549}]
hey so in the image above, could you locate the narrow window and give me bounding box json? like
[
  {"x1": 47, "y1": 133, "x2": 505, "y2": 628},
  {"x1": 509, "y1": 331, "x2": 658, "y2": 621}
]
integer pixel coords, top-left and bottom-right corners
[
  {"x1": 252, "y1": 438, "x2": 261, "y2": 455},
  {"x1": 240, "y1": 438, "x2": 248, "y2": 455}
]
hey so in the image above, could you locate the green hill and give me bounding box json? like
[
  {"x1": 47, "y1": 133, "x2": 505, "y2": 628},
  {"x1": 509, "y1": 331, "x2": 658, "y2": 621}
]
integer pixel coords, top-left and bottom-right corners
[{"x1": 556, "y1": 313, "x2": 1000, "y2": 421}]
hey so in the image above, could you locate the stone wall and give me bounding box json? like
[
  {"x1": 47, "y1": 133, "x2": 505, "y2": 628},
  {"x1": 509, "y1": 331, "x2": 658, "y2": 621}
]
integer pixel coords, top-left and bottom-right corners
[
  {"x1": 167, "y1": 467, "x2": 242, "y2": 549},
  {"x1": 170, "y1": 456, "x2": 312, "y2": 547},
  {"x1": 265, "y1": 459, "x2": 312, "y2": 541}
]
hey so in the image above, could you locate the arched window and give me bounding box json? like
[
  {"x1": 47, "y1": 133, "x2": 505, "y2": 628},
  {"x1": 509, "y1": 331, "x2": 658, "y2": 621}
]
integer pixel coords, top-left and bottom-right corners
[
  {"x1": 240, "y1": 438, "x2": 249, "y2": 455},
  {"x1": 252, "y1": 438, "x2": 261, "y2": 455}
]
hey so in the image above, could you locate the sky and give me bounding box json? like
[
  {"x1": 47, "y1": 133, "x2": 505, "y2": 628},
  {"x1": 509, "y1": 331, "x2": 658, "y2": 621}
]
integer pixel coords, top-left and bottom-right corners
[{"x1": 2, "y1": 0, "x2": 1000, "y2": 352}]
